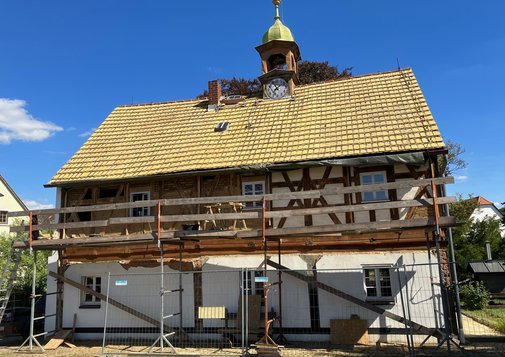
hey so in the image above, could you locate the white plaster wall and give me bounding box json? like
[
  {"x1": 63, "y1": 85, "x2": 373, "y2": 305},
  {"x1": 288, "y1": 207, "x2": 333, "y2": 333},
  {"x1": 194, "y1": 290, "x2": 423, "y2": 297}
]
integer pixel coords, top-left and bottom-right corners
[
  {"x1": 471, "y1": 205, "x2": 505, "y2": 238},
  {"x1": 317, "y1": 252, "x2": 443, "y2": 333},
  {"x1": 62, "y1": 262, "x2": 194, "y2": 339},
  {"x1": 62, "y1": 251, "x2": 443, "y2": 344},
  {"x1": 0, "y1": 179, "x2": 27, "y2": 235},
  {"x1": 471, "y1": 205, "x2": 502, "y2": 221},
  {"x1": 203, "y1": 247, "x2": 444, "y2": 342}
]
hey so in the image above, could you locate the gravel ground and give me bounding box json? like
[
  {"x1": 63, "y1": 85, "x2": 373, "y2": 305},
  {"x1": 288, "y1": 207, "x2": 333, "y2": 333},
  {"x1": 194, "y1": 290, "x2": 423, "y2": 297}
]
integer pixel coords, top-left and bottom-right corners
[{"x1": 1, "y1": 339, "x2": 504, "y2": 356}]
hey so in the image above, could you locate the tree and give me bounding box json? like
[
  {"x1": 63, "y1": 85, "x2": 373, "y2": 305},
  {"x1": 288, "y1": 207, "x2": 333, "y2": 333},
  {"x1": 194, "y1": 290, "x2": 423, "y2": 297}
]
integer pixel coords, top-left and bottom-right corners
[
  {"x1": 0, "y1": 233, "x2": 49, "y2": 305},
  {"x1": 442, "y1": 139, "x2": 467, "y2": 175},
  {"x1": 197, "y1": 60, "x2": 352, "y2": 98},
  {"x1": 297, "y1": 60, "x2": 352, "y2": 85},
  {"x1": 449, "y1": 195, "x2": 505, "y2": 278}
]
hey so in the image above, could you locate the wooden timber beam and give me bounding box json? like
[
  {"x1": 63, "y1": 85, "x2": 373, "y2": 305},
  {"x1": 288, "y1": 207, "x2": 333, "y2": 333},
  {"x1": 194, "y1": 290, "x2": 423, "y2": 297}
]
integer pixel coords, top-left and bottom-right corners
[
  {"x1": 8, "y1": 177, "x2": 455, "y2": 218},
  {"x1": 10, "y1": 196, "x2": 456, "y2": 233},
  {"x1": 266, "y1": 260, "x2": 443, "y2": 339},
  {"x1": 8, "y1": 191, "x2": 321, "y2": 218},
  {"x1": 235, "y1": 216, "x2": 457, "y2": 239},
  {"x1": 62, "y1": 236, "x2": 445, "y2": 263},
  {"x1": 48, "y1": 271, "x2": 182, "y2": 335},
  {"x1": 13, "y1": 216, "x2": 457, "y2": 250}
]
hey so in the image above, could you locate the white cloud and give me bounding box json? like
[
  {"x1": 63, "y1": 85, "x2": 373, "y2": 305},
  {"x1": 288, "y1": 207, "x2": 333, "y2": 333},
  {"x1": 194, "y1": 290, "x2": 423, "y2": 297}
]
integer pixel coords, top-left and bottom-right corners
[
  {"x1": 79, "y1": 127, "x2": 96, "y2": 137},
  {"x1": 0, "y1": 98, "x2": 63, "y2": 144},
  {"x1": 24, "y1": 199, "x2": 54, "y2": 210},
  {"x1": 207, "y1": 66, "x2": 222, "y2": 74},
  {"x1": 455, "y1": 175, "x2": 468, "y2": 182}
]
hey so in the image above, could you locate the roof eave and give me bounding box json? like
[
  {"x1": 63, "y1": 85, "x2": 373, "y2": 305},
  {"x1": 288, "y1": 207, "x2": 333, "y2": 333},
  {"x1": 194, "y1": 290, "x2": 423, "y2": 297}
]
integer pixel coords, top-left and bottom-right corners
[{"x1": 45, "y1": 148, "x2": 443, "y2": 188}]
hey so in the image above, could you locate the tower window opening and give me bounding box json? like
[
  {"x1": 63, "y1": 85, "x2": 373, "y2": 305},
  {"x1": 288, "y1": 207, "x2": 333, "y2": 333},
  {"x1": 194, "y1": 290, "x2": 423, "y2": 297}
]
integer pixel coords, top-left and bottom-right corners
[{"x1": 269, "y1": 54, "x2": 286, "y2": 70}]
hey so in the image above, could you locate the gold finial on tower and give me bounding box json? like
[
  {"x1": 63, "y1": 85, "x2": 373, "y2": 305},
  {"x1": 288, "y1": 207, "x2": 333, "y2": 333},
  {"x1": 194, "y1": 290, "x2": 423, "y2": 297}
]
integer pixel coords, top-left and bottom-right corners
[
  {"x1": 261, "y1": 0, "x2": 295, "y2": 44},
  {"x1": 273, "y1": 0, "x2": 281, "y2": 19}
]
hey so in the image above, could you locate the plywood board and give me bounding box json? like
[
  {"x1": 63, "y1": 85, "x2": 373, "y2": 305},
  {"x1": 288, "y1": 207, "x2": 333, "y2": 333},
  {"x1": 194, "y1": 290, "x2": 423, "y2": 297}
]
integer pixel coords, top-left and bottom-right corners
[
  {"x1": 44, "y1": 329, "x2": 72, "y2": 350},
  {"x1": 238, "y1": 294, "x2": 262, "y2": 330},
  {"x1": 330, "y1": 319, "x2": 368, "y2": 345}
]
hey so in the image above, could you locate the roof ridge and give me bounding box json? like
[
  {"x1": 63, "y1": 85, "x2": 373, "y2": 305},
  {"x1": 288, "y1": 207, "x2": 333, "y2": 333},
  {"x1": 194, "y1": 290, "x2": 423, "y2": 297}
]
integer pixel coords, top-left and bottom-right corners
[
  {"x1": 117, "y1": 97, "x2": 204, "y2": 108},
  {"x1": 295, "y1": 67, "x2": 413, "y2": 89},
  {"x1": 117, "y1": 68, "x2": 414, "y2": 108}
]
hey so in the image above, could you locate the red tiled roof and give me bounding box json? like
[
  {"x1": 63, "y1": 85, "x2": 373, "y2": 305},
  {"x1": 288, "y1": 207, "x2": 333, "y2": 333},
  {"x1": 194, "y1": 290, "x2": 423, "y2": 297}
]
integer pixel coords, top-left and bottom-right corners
[{"x1": 476, "y1": 196, "x2": 494, "y2": 205}]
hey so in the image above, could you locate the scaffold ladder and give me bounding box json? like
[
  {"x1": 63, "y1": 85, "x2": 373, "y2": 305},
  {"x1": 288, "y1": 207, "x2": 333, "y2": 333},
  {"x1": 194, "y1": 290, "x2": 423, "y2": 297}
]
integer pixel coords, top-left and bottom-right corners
[{"x1": 0, "y1": 233, "x2": 24, "y2": 322}]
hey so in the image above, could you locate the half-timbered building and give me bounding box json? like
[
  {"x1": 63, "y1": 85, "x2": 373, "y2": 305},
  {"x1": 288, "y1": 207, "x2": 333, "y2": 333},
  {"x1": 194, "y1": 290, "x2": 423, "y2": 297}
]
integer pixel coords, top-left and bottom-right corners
[{"x1": 9, "y1": 0, "x2": 457, "y2": 346}]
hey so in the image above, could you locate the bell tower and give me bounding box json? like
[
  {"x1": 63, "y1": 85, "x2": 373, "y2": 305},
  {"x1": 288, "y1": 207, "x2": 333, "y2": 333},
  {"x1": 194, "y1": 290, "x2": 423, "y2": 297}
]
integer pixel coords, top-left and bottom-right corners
[{"x1": 256, "y1": 0, "x2": 301, "y2": 99}]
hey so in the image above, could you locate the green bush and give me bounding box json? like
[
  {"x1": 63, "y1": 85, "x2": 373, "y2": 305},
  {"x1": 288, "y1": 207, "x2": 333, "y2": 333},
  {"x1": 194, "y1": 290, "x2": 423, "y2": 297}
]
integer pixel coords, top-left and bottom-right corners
[
  {"x1": 496, "y1": 319, "x2": 505, "y2": 334},
  {"x1": 460, "y1": 281, "x2": 490, "y2": 310}
]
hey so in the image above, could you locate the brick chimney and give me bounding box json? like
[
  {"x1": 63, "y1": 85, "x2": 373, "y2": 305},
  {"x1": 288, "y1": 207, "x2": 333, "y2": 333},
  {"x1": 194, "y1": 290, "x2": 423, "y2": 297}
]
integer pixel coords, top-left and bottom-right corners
[{"x1": 207, "y1": 80, "x2": 221, "y2": 111}]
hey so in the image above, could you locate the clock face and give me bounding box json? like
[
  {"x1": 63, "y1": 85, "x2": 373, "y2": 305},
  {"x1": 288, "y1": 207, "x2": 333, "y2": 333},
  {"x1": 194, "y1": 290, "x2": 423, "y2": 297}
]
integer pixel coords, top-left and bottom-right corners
[{"x1": 266, "y1": 78, "x2": 288, "y2": 99}]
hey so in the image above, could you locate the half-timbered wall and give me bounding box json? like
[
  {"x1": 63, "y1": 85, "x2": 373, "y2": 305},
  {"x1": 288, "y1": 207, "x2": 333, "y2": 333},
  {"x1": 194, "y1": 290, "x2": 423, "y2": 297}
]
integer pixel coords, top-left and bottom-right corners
[
  {"x1": 60, "y1": 162, "x2": 433, "y2": 237},
  {"x1": 270, "y1": 163, "x2": 431, "y2": 229}
]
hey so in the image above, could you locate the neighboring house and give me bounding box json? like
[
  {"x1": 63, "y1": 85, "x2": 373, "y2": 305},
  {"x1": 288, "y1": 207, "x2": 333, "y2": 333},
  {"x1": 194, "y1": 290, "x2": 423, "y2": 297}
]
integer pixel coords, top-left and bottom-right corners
[
  {"x1": 0, "y1": 175, "x2": 28, "y2": 235},
  {"x1": 470, "y1": 196, "x2": 505, "y2": 238},
  {"x1": 10, "y1": 2, "x2": 456, "y2": 345},
  {"x1": 467, "y1": 197, "x2": 505, "y2": 296}
]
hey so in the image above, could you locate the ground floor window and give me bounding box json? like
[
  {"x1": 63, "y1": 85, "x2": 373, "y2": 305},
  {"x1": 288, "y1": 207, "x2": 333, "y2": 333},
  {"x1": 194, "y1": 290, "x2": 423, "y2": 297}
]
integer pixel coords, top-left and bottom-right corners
[
  {"x1": 363, "y1": 266, "x2": 393, "y2": 302},
  {"x1": 81, "y1": 276, "x2": 102, "y2": 307},
  {"x1": 0, "y1": 211, "x2": 7, "y2": 224}
]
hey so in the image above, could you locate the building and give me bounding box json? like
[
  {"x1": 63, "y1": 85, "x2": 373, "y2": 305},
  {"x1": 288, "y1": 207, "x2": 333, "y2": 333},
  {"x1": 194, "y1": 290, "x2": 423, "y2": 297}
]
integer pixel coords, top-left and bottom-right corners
[
  {"x1": 9, "y1": 1, "x2": 457, "y2": 347},
  {"x1": 468, "y1": 259, "x2": 505, "y2": 298},
  {"x1": 469, "y1": 196, "x2": 505, "y2": 238},
  {"x1": 0, "y1": 175, "x2": 28, "y2": 235}
]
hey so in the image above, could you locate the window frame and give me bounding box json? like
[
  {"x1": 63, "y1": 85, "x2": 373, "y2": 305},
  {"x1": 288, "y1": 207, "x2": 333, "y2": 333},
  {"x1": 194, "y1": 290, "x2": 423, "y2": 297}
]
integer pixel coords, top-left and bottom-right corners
[
  {"x1": 0, "y1": 211, "x2": 7, "y2": 224},
  {"x1": 359, "y1": 171, "x2": 389, "y2": 203},
  {"x1": 80, "y1": 276, "x2": 102, "y2": 308},
  {"x1": 362, "y1": 265, "x2": 394, "y2": 303},
  {"x1": 130, "y1": 191, "x2": 150, "y2": 217},
  {"x1": 241, "y1": 181, "x2": 265, "y2": 209}
]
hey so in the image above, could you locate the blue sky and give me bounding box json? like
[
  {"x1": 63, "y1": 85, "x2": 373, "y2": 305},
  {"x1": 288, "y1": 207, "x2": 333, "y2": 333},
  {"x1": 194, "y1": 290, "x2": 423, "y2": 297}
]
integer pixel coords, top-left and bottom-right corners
[{"x1": 0, "y1": 0, "x2": 504, "y2": 209}]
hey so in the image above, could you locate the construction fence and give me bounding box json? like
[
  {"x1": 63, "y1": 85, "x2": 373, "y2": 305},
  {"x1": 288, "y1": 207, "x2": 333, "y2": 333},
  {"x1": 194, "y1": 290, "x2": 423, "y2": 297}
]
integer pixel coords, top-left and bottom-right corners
[{"x1": 95, "y1": 262, "x2": 505, "y2": 356}]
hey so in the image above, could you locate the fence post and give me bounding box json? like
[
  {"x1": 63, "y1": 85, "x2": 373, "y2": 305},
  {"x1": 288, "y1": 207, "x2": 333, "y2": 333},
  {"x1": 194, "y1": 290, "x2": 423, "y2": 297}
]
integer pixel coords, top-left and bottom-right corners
[
  {"x1": 240, "y1": 268, "x2": 245, "y2": 356},
  {"x1": 396, "y1": 264, "x2": 415, "y2": 357},
  {"x1": 102, "y1": 272, "x2": 111, "y2": 355}
]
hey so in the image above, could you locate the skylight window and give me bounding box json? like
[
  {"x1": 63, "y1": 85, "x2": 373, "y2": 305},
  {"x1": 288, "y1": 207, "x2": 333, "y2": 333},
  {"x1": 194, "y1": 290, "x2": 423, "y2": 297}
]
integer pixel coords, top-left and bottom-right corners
[{"x1": 215, "y1": 121, "x2": 230, "y2": 132}]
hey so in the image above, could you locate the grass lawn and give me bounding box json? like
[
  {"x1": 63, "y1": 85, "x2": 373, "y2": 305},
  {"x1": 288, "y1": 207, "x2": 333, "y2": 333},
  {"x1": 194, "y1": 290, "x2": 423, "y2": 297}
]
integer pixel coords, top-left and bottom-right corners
[{"x1": 463, "y1": 306, "x2": 505, "y2": 334}]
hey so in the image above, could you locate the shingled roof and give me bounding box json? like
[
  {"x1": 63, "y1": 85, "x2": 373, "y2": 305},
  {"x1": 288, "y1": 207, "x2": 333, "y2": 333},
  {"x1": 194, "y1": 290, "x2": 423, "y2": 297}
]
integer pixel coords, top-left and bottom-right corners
[{"x1": 48, "y1": 68, "x2": 445, "y2": 186}]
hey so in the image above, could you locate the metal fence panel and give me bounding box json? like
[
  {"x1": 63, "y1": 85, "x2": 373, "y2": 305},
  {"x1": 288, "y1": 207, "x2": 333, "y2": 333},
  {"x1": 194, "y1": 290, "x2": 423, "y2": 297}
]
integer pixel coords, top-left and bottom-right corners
[
  {"x1": 101, "y1": 269, "x2": 247, "y2": 356},
  {"x1": 98, "y1": 261, "x2": 505, "y2": 356}
]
